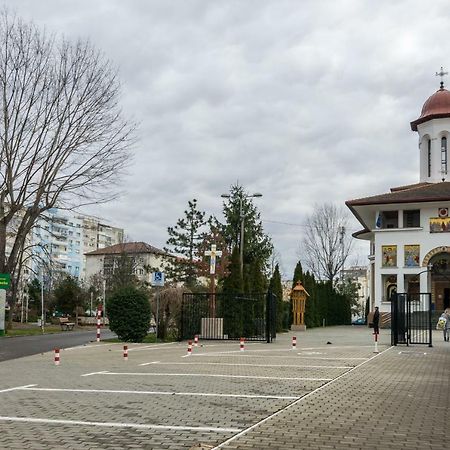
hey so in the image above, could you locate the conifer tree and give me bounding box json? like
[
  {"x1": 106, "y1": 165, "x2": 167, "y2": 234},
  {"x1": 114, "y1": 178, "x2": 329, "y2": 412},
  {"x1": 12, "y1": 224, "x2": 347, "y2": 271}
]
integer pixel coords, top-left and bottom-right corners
[
  {"x1": 269, "y1": 264, "x2": 284, "y2": 332},
  {"x1": 220, "y1": 184, "x2": 273, "y2": 291},
  {"x1": 165, "y1": 199, "x2": 207, "y2": 287}
]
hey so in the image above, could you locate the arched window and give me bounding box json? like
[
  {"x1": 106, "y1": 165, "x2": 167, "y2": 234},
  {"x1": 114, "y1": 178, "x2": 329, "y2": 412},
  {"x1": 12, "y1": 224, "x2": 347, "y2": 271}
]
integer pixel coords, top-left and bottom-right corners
[
  {"x1": 428, "y1": 139, "x2": 432, "y2": 177},
  {"x1": 441, "y1": 136, "x2": 447, "y2": 176}
]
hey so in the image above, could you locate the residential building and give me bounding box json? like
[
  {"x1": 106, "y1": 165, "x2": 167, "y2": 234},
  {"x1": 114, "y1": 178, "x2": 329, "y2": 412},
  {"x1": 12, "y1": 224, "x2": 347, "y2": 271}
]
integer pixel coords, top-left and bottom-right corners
[
  {"x1": 340, "y1": 266, "x2": 370, "y2": 317},
  {"x1": 85, "y1": 241, "x2": 173, "y2": 286}
]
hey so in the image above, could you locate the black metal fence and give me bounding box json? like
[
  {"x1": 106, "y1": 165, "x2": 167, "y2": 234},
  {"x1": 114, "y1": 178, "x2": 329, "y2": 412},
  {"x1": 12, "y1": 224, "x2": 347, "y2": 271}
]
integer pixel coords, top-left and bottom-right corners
[
  {"x1": 180, "y1": 292, "x2": 276, "y2": 343},
  {"x1": 391, "y1": 293, "x2": 432, "y2": 347}
]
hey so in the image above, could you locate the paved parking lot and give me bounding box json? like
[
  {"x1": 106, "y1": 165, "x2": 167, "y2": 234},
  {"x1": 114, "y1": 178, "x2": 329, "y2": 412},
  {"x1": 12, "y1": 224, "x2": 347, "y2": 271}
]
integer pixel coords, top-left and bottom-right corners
[{"x1": 0, "y1": 326, "x2": 448, "y2": 449}]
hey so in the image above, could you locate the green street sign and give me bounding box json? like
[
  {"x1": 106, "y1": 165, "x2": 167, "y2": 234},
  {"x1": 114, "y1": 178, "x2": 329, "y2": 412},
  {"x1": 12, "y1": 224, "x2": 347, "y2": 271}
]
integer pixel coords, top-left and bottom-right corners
[{"x1": 0, "y1": 273, "x2": 10, "y2": 290}]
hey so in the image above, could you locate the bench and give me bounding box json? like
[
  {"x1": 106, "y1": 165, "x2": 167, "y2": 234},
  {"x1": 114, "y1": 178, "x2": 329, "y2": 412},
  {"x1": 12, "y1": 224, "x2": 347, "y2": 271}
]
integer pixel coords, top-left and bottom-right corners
[{"x1": 59, "y1": 317, "x2": 75, "y2": 331}]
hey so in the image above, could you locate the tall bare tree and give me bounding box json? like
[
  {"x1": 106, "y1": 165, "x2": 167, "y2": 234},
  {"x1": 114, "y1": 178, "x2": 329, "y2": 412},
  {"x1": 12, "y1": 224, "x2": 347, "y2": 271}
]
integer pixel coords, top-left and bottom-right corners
[
  {"x1": 301, "y1": 203, "x2": 353, "y2": 284},
  {"x1": 0, "y1": 12, "x2": 133, "y2": 290}
]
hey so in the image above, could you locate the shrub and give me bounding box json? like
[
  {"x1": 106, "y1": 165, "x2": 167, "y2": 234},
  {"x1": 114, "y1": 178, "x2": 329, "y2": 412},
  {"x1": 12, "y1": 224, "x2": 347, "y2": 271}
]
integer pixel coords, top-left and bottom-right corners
[{"x1": 107, "y1": 286, "x2": 151, "y2": 342}]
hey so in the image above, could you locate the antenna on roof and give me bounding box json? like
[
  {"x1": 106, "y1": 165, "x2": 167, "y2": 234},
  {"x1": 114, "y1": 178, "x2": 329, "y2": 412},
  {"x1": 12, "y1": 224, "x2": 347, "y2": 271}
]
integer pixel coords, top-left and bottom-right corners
[{"x1": 436, "y1": 66, "x2": 448, "y2": 89}]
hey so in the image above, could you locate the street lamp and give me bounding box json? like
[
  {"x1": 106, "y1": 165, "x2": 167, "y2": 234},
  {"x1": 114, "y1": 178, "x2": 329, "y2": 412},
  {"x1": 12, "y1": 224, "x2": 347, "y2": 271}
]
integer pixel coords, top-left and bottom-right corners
[{"x1": 221, "y1": 191, "x2": 263, "y2": 279}]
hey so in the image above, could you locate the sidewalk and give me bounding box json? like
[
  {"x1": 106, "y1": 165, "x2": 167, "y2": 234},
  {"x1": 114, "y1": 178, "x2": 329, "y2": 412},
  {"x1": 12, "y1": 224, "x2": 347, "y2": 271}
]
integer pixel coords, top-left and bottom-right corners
[{"x1": 215, "y1": 330, "x2": 450, "y2": 450}]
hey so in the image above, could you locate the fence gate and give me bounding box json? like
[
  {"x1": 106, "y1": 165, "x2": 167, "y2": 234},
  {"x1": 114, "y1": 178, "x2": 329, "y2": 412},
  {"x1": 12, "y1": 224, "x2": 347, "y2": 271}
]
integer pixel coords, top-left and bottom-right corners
[
  {"x1": 180, "y1": 292, "x2": 276, "y2": 343},
  {"x1": 391, "y1": 293, "x2": 432, "y2": 347}
]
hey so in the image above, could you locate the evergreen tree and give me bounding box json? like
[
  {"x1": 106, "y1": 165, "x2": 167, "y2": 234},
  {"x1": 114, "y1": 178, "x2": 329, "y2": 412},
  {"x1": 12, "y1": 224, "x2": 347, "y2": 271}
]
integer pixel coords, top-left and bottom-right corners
[
  {"x1": 269, "y1": 264, "x2": 284, "y2": 332},
  {"x1": 222, "y1": 247, "x2": 243, "y2": 337},
  {"x1": 165, "y1": 199, "x2": 207, "y2": 287},
  {"x1": 220, "y1": 184, "x2": 273, "y2": 291},
  {"x1": 292, "y1": 261, "x2": 304, "y2": 287},
  {"x1": 53, "y1": 275, "x2": 83, "y2": 315}
]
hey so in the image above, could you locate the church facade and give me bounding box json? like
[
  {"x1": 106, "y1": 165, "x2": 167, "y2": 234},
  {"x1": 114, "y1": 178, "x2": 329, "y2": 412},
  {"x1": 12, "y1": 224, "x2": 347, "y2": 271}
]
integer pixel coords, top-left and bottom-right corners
[{"x1": 346, "y1": 76, "x2": 450, "y2": 319}]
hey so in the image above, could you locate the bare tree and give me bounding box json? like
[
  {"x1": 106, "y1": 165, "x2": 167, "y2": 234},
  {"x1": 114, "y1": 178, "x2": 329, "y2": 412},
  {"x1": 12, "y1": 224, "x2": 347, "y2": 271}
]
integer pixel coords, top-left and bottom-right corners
[
  {"x1": 301, "y1": 203, "x2": 353, "y2": 284},
  {"x1": 0, "y1": 12, "x2": 134, "y2": 288}
]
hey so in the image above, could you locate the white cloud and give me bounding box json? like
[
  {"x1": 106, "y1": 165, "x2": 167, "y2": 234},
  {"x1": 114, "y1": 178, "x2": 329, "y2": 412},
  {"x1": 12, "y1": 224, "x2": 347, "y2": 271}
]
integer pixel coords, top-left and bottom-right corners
[{"x1": 4, "y1": 0, "x2": 450, "y2": 277}]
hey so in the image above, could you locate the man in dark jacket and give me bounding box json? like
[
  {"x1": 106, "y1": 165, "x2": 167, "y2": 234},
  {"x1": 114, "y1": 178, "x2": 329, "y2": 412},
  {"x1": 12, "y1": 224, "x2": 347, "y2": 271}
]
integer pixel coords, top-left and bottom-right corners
[{"x1": 373, "y1": 306, "x2": 380, "y2": 334}]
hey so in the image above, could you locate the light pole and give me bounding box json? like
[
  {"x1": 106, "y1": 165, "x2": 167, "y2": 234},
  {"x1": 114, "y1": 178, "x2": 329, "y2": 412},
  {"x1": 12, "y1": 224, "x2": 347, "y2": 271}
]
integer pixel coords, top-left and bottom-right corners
[{"x1": 221, "y1": 191, "x2": 262, "y2": 279}]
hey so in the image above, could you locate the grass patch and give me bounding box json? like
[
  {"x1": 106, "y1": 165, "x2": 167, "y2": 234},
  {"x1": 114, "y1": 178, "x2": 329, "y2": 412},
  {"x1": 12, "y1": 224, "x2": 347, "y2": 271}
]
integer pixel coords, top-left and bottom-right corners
[{"x1": 4, "y1": 325, "x2": 63, "y2": 337}]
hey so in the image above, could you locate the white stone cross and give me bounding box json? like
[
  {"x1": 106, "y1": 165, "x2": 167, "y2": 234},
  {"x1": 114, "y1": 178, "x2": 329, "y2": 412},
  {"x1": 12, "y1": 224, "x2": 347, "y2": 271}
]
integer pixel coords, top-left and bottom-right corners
[{"x1": 205, "y1": 244, "x2": 222, "y2": 274}]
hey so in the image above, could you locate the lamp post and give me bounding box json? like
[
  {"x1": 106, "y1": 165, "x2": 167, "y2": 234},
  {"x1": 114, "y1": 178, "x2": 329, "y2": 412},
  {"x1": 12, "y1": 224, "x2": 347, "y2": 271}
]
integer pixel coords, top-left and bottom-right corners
[{"x1": 221, "y1": 191, "x2": 262, "y2": 279}]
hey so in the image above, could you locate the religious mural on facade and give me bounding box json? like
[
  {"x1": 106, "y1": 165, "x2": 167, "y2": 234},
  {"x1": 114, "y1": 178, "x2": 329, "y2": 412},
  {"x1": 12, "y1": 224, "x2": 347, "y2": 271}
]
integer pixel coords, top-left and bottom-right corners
[
  {"x1": 382, "y1": 245, "x2": 397, "y2": 267},
  {"x1": 404, "y1": 245, "x2": 420, "y2": 267},
  {"x1": 429, "y1": 217, "x2": 450, "y2": 233}
]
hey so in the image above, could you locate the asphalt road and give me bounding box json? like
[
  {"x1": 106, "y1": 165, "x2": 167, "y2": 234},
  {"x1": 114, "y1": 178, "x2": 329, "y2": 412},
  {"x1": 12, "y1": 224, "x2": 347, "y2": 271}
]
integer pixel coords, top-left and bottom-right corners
[{"x1": 0, "y1": 328, "x2": 116, "y2": 362}]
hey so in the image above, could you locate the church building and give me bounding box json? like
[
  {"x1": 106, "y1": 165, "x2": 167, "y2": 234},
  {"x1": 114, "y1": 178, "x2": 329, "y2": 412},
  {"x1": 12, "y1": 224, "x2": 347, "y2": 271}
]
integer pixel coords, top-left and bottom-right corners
[{"x1": 346, "y1": 72, "x2": 450, "y2": 320}]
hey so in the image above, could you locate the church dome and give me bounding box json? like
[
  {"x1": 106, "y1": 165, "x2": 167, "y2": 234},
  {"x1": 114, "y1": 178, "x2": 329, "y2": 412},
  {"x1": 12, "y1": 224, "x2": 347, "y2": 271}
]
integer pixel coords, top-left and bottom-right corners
[{"x1": 411, "y1": 87, "x2": 450, "y2": 131}]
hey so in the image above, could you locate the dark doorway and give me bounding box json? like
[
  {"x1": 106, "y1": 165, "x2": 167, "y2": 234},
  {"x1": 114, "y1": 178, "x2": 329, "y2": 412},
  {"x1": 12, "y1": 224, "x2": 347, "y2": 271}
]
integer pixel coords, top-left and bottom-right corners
[{"x1": 444, "y1": 288, "x2": 450, "y2": 309}]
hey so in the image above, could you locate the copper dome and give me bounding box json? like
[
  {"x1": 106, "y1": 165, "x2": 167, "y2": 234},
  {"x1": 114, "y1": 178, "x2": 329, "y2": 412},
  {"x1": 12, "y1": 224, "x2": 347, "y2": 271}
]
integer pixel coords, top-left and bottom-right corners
[{"x1": 411, "y1": 87, "x2": 450, "y2": 131}]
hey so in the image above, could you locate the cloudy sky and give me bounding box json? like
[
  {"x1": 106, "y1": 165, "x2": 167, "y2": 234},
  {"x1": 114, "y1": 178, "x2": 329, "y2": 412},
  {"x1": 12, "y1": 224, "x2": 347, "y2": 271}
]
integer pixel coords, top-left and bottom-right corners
[{"x1": 5, "y1": 0, "x2": 450, "y2": 278}]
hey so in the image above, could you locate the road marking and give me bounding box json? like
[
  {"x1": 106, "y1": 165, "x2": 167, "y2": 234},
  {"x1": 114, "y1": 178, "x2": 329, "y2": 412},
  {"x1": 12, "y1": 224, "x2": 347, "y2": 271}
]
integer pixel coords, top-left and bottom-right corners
[
  {"x1": 0, "y1": 416, "x2": 241, "y2": 433},
  {"x1": 0, "y1": 385, "x2": 37, "y2": 394},
  {"x1": 139, "y1": 362, "x2": 352, "y2": 369},
  {"x1": 19, "y1": 386, "x2": 298, "y2": 400},
  {"x1": 81, "y1": 370, "x2": 109, "y2": 377},
  {"x1": 212, "y1": 346, "x2": 393, "y2": 449},
  {"x1": 86, "y1": 371, "x2": 331, "y2": 381},
  {"x1": 127, "y1": 343, "x2": 178, "y2": 352},
  {"x1": 191, "y1": 353, "x2": 368, "y2": 361}
]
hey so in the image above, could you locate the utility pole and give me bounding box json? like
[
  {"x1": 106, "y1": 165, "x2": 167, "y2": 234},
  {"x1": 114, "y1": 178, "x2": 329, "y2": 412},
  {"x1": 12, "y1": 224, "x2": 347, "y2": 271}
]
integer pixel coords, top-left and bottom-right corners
[{"x1": 340, "y1": 226, "x2": 345, "y2": 282}]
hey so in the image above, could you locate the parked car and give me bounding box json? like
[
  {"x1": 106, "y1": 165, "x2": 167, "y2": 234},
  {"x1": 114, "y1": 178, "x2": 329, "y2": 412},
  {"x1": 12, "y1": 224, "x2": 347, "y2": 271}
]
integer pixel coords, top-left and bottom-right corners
[{"x1": 351, "y1": 317, "x2": 366, "y2": 325}]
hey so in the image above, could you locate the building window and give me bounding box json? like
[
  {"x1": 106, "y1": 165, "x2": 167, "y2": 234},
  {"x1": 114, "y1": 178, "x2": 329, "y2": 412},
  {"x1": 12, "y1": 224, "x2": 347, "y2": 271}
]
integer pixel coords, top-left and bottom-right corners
[
  {"x1": 442, "y1": 136, "x2": 448, "y2": 176},
  {"x1": 403, "y1": 210, "x2": 420, "y2": 228},
  {"x1": 379, "y1": 211, "x2": 398, "y2": 228},
  {"x1": 428, "y1": 139, "x2": 432, "y2": 177}
]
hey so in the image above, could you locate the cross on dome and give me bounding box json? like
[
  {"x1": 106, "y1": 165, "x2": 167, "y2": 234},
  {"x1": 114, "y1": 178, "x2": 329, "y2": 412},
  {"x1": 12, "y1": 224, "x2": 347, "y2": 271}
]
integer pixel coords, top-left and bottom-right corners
[{"x1": 436, "y1": 66, "x2": 448, "y2": 89}]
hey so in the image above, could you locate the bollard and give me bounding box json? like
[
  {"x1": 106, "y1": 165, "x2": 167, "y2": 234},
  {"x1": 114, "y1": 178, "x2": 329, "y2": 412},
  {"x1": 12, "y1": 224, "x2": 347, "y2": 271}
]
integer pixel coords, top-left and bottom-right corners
[
  {"x1": 373, "y1": 331, "x2": 379, "y2": 353},
  {"x1": 187, "y1": 340, "x2": 192, "y2": 356},
  {"x1": 123, "y1": 345, "x2": 128, "y2": 361},
  {"x1": 96, "y1": 312, "x2": 101, "y2": 342},
  {"x1": 240, "y1": 337, "x2": 245, "y2": 352},
  {"x1": 194, "y1": 335, "x2": 199, "y2": 347},
  {"x1": 292, "y1": 336, "x2": 297, "y2": 350},
  {"x1": 54, "y1": 348, "x2": 60, "y2": 366}
]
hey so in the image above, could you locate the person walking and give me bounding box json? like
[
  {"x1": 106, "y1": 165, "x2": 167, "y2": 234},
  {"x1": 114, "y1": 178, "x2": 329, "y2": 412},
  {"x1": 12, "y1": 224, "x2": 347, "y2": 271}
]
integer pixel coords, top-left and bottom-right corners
[
  {"x1": 373, "y1": 306, "x2": 380, "y2": 335},
  {"x1": 437, "y1": 309, "x2": 449, "y2": 341},
  {"x1": 444, "y1": 308, "x2": 450, "y2": 342}
]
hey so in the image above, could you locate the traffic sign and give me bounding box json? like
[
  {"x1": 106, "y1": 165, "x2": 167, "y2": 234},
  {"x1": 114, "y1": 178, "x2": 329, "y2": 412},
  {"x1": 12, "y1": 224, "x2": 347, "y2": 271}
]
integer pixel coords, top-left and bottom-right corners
[
  {"x1": 0, "y1": 273, "x2": 10, "y2": 290},
  {"x1": 151, "y1": 272, "x2": 165, "y2": 287}
]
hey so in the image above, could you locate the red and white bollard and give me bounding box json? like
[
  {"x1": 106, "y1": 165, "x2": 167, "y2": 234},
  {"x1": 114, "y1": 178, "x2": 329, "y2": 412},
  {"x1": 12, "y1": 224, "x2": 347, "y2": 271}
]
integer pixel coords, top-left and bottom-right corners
[
  {"x1": 373, "y1": 331, "x2": 379, "y2": 353},
  {"x1": 54, "y1": 348, "x2": 60, "y2": 366},
  {"x1": 187, "y1": 340, "x2": 192, "y2": 356},
  {"x1": 240, "y1": 337, "x2": 245, "y2": 352},
  {"x1": 292, "y1": 336, "x2": 297, "y2": 350},
  {"x1": 123, "y1": 345, "x2": 128, "y2": 361},
  {"x1": 96, "y1": 310, "x2": 101, "y2": 342},
  {"x1": 194, "y1": 335, "x2": 199, "y2": 347}
]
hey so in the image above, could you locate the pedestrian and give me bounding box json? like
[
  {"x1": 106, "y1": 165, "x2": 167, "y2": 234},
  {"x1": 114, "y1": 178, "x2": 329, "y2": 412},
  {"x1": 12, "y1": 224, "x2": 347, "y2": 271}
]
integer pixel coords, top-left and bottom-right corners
[
  {"x1": 373, "y1": 306, "x2": 380, "y2": 335},
  {"x1": 437, "y1": 308, "x2": 450, "y2": 342}
]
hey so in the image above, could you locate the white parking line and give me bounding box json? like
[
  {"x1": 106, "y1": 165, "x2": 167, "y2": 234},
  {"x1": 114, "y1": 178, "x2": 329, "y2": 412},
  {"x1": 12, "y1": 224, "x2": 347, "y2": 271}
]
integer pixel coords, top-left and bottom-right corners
[
  {"x1": 85, "y1": 371, "x2": 331, "y2": 381},
  {"x1": 139, "y1": 362, "x2": 353, "y2": 369},
  {"x1": 81, "y1": 370, "x2": 109, "y2": 377},
  {"x1": 0, "y1": 416, "x2": 241, "y2": 433},
  {"x1": 191, "y1": 353, "x2": 367, "y2": 361},
  {"x1": 19, "y1": 386, "x2": 298, "y2": 400},
  {"x1": 0, "y1": 384, "x2": 37, "y2": 394}
]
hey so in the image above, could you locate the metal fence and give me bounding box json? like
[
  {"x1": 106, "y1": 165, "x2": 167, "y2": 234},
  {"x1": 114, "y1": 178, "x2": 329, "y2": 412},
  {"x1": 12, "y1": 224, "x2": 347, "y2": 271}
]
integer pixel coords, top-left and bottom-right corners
[
  {"x1": 391, "y1": 293, "x2": 432, "y2": 347},
  {"x1": 180, "y1": 292, "x2": 276, "y2": 343}
]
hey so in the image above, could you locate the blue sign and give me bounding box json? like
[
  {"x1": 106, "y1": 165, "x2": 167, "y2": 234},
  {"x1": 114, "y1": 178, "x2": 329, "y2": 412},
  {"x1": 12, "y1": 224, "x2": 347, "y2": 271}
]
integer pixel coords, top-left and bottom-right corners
[{"x1": 152, "y1": 272, "x2": 165, "y2": 287}]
